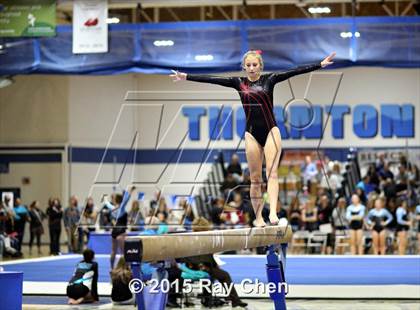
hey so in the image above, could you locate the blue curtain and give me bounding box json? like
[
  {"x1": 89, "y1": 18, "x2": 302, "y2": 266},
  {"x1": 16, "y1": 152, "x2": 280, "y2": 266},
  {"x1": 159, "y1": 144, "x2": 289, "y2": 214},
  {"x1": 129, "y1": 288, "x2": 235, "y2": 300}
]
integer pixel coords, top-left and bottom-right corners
[{"x1": 0, "y1": 16, "x2": 419, "y2": 75}]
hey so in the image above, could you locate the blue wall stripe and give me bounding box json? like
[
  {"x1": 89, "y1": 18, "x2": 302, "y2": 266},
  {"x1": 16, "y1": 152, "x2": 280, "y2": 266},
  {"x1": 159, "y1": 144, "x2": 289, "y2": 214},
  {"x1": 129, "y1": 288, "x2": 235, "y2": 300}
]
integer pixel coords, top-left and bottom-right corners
[
  {"x1": 0, "y1": 146, "x2": 65, "y2": 151},
  {"x1": 69, "y1": 147, "x2": 352, "y2": 164},
  {"x1": 1, "y1": 146, "x2": 419, "y2": 164},
  {"x1": 0, "y1": 153, "x2": 62, "y2": 164},
  {"x1": 70, "y1": 147, "x2": 223, "y2": 164}
]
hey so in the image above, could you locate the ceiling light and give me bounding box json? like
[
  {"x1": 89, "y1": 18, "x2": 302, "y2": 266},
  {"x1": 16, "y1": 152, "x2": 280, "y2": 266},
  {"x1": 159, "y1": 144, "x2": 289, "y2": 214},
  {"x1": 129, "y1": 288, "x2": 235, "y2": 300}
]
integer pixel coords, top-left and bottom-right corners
[
  {"x1": 153, "y1": 40, "x2": 174, "y2": 47},
  {"x1": 195, "y1": 54, "x2": 214, "y2": 61},
  {"x1": 308, "y1": 7, "x2": 331, "y2": 14},
  {"x1": 106, "y1": 17, "x2": 120, "y2": 24},
  {"x1": 340, "y1": 31, "x2": 361, "y2": 38}
]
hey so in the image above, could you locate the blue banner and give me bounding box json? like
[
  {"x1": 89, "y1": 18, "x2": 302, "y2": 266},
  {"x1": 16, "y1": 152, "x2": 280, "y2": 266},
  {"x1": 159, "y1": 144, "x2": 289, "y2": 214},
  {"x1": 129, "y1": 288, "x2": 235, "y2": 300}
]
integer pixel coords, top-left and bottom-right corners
[{"x1": 0, "y1": 16, "x2": 419, "y2": 75}]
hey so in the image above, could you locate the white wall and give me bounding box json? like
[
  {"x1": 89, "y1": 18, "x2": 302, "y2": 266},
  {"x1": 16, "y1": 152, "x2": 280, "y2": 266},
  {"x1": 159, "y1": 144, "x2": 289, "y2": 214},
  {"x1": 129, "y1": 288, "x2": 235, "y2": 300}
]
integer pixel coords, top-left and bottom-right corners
[
  {"x1": 0, "y1": 163, "x2": 62, "y2": 206},
  {"x1": 0, "y1": 74, "x2": 67, "y2": 205},
  {"x1": 0, "y1": 75, "x2": 69, "y2": 144}
]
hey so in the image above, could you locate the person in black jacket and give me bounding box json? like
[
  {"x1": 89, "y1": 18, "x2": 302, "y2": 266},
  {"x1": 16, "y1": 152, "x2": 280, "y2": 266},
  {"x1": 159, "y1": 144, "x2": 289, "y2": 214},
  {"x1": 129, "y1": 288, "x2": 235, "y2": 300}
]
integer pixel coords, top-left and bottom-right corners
[
  {"x1": 46, "y1": 198, "x2": 63, "y2": 255},
  {"x1": 67, "y1": 249, "x2": 99, "y2": 304},
  {"x1": 111, "y1": 257, "x2": 134, "y2": 305},
  {"x1": 28, "y1": 200, "x2": 46, "y2": 255},
  {"x1": 317, "y1": 195, "x2": 334, "y2": 254}
]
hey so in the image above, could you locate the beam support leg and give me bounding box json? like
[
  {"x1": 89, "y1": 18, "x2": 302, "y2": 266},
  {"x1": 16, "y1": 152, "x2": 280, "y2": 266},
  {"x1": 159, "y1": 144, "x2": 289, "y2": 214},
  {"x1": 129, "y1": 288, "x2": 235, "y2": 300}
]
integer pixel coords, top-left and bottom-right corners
[
  {"x1": 131, "y1": 262, "x2": 146, "y2": 310},
  {"x1": 266, "y1": 244, "x2": 288, "y2": 310}
]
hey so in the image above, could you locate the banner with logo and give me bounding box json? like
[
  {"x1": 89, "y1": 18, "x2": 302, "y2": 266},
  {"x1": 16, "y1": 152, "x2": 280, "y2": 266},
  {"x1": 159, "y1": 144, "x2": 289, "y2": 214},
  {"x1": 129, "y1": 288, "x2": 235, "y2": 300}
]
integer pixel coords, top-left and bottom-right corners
[
  {"x1": 73, "y1": 0, "x2": 108, "y2": 54},
  {"x1": 0, "y1": 0, "x2": 55, "y2": 37}
]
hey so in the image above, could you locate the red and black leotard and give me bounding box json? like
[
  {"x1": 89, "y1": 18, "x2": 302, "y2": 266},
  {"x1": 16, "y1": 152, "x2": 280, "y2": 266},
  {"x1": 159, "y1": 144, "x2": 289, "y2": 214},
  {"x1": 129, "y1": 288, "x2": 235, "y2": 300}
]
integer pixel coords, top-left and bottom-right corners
[{"x1": 187, "y1": 63, "x2": 321, "y2": 146}]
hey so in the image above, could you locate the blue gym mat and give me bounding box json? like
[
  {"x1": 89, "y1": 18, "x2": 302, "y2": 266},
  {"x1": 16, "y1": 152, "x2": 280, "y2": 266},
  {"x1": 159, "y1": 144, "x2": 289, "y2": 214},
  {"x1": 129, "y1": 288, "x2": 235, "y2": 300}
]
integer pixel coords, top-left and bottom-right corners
[
  {"x1": 2, "y1": 255, "x2": 419, "y2": 285},
  {"x1": 22, "y1": 295, "x2": 112, "y2": 305}
]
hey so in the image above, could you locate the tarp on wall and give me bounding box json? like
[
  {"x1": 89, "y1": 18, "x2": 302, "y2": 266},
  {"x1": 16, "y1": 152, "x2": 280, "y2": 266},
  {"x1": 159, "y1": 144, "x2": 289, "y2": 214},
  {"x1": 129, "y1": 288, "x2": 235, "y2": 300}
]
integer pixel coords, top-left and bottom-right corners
[{"x1": 0, "y1": 16, "x2": 419, "y2": 75}]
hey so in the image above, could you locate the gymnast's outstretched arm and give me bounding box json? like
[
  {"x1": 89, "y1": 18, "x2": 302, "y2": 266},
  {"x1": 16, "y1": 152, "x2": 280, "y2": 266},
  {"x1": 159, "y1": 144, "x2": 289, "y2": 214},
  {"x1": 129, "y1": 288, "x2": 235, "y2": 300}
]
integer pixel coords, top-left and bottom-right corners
[
  {"x1": 268, "y1": 52, "x2": 336, "y2": 84},
  {"x1": 170, "y1": 69, "x2": 238, "y2": 88}
]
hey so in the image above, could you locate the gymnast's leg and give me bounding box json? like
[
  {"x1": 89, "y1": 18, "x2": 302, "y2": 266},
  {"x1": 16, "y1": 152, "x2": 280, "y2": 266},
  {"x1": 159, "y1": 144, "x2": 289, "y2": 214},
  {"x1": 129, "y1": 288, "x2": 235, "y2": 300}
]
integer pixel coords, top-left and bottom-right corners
[
  {"x1": 349, "y1": 229, "x2": 357, "y2": 255},
  {"x1": 264, "y1": 127, "x2": 282, "y2": 225},
  {"x1": 116, "y1": 234, "x2": 125, "y2": 259},
  {"x1": 356, "y1": 229, "x2": 364, "y2": 255},
  {"x1": 36, "y1": 232, "x2": 42, "y2": 255},
  {"x1": 29, "y1": 229, "x2": 35, "y2": 255},
  {"x1": 371, "y1": 230, "x2": 379, "y2": 255},
  {"x1": 379, "y1": 230, "x2": 387, "y2": 255},
  {"x1": 110, "y1": 237, "x2": 118, "y2": 269},
  {"x1": 245, "y1": 132, "x2": 265, "y2": 227},
  {"x1": 398, "y1": 230, "x2": 407, "y2": 255}
]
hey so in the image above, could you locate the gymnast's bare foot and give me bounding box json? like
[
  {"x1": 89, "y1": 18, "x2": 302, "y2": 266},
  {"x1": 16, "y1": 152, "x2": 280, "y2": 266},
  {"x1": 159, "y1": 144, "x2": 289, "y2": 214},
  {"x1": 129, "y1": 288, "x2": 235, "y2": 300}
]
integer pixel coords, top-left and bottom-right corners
[
  {"x1": 269, "y1": 213, "x2": 279, "y2": 225},
  {"x1": 253, "y1": 219, "x2": 266, "y2": 227},
  {"x1": 68, "y1": 298, "x2": 83, "y2": 305}
]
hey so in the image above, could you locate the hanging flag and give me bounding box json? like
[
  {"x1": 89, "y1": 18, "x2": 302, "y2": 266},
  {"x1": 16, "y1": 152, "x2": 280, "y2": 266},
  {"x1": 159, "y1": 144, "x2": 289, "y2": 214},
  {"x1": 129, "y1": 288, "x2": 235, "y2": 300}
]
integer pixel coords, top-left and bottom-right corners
[
  {"x1": 0, "y1": 0, "x2": 56, "y2": 37},
  {"x1": 72, "y1": 0, "x2": 108, "y2": 54},
  {"x1": 137, "y1": 192, "x2": 145, "y2": 201}
]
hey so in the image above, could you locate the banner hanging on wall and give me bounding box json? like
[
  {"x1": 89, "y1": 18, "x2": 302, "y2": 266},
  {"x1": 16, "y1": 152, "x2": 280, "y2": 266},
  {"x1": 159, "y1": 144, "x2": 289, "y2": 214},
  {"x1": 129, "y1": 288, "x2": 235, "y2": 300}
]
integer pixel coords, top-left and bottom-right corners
[
  {"x1": 72, "y1": 0, "x2": 108, "y2": 54},
  {"x1": 0, "y1": 0, "x2": 56, "y2": 37}
]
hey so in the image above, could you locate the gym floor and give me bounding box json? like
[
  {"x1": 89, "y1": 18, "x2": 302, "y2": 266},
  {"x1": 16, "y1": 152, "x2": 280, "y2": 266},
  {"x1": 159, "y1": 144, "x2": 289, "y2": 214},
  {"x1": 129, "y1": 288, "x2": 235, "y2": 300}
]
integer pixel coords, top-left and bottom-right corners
[
  {"x1": 3, "y1": 245, "x2": 419, "y2": 310},
  {"x1": 21, "y1": 297, "x2": 420, "y2": 310}
]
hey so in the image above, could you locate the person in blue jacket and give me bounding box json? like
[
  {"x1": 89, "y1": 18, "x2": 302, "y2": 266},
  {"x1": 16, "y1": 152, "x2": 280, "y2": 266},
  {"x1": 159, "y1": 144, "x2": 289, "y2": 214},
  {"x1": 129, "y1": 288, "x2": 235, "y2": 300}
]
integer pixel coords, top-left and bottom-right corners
[
  {"x1": 346, "y1": 194, "x2": 366, "y2": 255},
  {"x1": 367, "y1": 197, "x2": 393, "y2": 254},
  {"x1": 67, "y1": 249, "x2": 98, "y2": 304},
  {"x1": 105, "y1": 186, "x2": 135, "y2": 269},
  {"x1": 13, "y1": 198, "x2": 29, "y2": 255},
  {"x1": 396, "y1": 200, "x2": 411, "y2": 255}
]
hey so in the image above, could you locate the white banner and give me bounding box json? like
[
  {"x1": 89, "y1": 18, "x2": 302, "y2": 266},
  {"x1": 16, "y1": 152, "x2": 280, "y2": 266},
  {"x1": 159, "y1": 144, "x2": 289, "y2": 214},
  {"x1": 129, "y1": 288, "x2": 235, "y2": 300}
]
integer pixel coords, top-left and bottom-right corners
[{"x1": 72, "y1": 0, "x2": 108, "y2": 54}]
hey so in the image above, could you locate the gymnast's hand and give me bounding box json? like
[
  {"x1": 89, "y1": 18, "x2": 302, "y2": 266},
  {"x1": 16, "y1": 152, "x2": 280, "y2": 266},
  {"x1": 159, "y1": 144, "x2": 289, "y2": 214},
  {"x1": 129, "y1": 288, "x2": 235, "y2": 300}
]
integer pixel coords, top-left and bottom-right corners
[
  {"x1": 321, "y1": 52, "x2": 336, "y2": 68},
  {"x1": 170, "y1": 69, "x2": 187, "y2": 82}
]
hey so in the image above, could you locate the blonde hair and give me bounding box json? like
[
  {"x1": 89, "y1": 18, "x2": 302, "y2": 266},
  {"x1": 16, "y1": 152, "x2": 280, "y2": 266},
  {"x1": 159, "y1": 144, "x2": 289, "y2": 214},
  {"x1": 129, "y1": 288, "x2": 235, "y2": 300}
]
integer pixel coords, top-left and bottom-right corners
[
  {"x1": 374, "y1": 197, "x2": 386, "y2": 208},
  {"x1": 241, "y1": 50, "x2": 264, "y2": 71},
  {"x1": 192, "y1": 217, "x2": 213, "y2": 232},
  {"x1": 111, "y1": 257, "x2": 132, "y2": 284}
]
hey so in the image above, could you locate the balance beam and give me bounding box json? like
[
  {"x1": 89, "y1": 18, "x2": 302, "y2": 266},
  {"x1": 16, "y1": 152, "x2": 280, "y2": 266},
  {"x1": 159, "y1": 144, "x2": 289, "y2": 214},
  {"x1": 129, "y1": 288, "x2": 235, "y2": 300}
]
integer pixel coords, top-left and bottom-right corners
[{"x1": 125, "y1": 224, "x2": 292, "y2": 262}]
